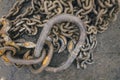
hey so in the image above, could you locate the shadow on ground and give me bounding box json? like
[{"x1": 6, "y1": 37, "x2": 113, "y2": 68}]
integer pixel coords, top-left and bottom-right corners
[{"x1": 0, "y1": 0, "x2": 120, "y2": 80}]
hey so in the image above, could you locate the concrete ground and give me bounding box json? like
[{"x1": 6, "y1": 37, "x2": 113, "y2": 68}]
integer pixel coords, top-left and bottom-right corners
[{"x1": 0, "y1": 0, "x2": 120, "y2": 80}]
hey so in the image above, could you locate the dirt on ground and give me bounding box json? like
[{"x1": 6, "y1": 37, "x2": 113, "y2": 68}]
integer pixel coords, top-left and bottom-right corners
[{"x1": 0, "y1": 0, "x2": 120, "y2": 80}]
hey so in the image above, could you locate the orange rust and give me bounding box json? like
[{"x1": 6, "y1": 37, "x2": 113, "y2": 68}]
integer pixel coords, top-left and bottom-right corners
[
  {"x1": 1, "y1": 19, "x2": 6, "y2": 25},
  {"x1": 10, "y1": 42, "x2": 15, "y2": 46},
  {"x1": 24, "y1": 42, "x2": 30, "y2": 46},
  {"x1": 42, "y1": 56, "x2": 49, "y2": 65},
  {"x1": 0, "y1": 49, "x2": 5, "y2": 55},
  {"x1": 1, "y1": 55, "x2": 10, "y2": 62},
  {"x1": 5, "y1": 41, "x2": 15, "y2": 46}
]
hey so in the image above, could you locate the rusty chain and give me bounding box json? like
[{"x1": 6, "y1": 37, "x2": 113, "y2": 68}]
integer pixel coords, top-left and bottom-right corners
[{"x1": 0, "y1": 0, "x2": 119, "y2": 73}]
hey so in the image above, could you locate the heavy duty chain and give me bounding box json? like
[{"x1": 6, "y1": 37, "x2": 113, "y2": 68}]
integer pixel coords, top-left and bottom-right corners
[{"x1": 0, "y1": 0, "x2": 119, "y2": 74}]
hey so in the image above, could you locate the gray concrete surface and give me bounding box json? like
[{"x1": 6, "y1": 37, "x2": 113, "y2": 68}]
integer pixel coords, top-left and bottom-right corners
[{"x1": 0, "y1": 0, "x2": 120, "y2": 80}]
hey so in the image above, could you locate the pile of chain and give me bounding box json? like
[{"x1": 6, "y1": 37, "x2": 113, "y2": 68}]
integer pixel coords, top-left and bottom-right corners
[{"x1": 0, "y1": 0, "x2": 119, "y2": 74}]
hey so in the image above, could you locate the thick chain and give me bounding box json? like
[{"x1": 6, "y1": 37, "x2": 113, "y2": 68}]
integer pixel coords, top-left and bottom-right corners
[{"x1": 0, "y1": 0, "x2": 119, "y2": 73}]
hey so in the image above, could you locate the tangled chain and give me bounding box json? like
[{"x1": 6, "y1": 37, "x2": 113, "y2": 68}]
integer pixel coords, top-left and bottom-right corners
[{"x1": 0, "y1": 0, "x2": 119, "y2": 73}]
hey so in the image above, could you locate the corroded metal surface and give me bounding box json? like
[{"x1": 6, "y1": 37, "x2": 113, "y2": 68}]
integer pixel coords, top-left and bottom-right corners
[{"x1": 0, "y1": 0, "x2": 120, "y2": 80}]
